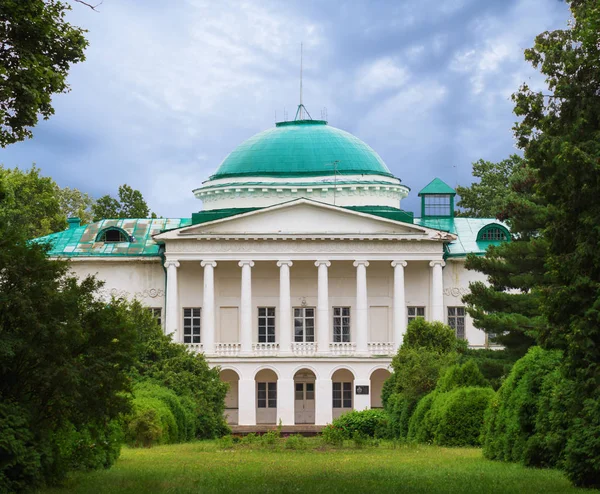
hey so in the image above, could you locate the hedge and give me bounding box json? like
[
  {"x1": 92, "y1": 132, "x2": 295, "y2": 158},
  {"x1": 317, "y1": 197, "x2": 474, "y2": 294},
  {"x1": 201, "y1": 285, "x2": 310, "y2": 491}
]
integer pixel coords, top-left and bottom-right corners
[{"x1": 328, "y1": 409, "x2": 389, "y2": 439}]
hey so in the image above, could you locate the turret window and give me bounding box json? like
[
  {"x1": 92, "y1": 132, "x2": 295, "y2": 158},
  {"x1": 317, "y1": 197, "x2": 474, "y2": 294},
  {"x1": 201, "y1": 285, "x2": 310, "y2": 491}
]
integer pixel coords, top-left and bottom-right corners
[
  {"x1": 96, "y1": 227, "x2": 131, "y2": 243},
  {"x1": 423, "y1": 194, "x2": 452, "y2": 217},
  {"x1": 477, "y1": 224, "x2": 510, "y2": 242}
]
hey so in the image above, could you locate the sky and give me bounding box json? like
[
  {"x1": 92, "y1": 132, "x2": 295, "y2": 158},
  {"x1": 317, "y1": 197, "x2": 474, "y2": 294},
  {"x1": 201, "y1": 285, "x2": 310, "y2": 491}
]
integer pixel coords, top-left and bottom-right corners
[{"x1": 1, "y1": 0, "x2": 570, "y2": 217}]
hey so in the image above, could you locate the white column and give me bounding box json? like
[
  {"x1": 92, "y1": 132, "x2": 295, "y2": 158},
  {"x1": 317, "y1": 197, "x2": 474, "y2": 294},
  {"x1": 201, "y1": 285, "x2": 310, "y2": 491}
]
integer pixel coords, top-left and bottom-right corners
[
  {"x1": 238, "y1": 378, "x2": 256, "y2": 425},
  {"x1": 164, "y1": 260, "x2": 180, "y2": 340},
  {"x1": 354, "y1": 260, "x2": 370, "y2": 356},
  {"x1": 239, "y1": 260, "x2": 254, "y2": 355},
  {"x1": 315, "y1": 378, "x2": 333, "y2": 425},
  {"x1": 354, "y1": 379, "x2": 371, "y2": 411},
  {"x1": 201, "y1": 261, "x2": 216, "y2": 355},
  {"x1": 391, "y1": 260, "x2": 407, "y2": 351},
  {"x1": 430, "y1": 260, "x2": 446, "y2": 322},
  {"x1": 277, "y1": 261, "x2": 293, "y2": 355},
  {"x1": 277, "y1": 378, "x2": 295, "y2": 425},
  {"x1": 315, "y1": 260, "x2": 331, "y2": 355}
]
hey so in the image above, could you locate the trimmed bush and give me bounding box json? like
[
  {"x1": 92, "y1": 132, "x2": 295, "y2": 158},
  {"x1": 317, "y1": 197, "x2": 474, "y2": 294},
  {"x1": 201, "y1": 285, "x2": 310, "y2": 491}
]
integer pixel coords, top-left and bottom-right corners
[
  {"x1": 436, "y1": 360, "x2": 489, "y2": 393},
  {"x1": 407, "y1": 393, "x2": 436, "y2": 443},
  {"x1": 386, "y1": 393, "x2": 418, "y2": 439},
  {"x1": 329, "y1": 409, "x2": 388, "y2": 439},
  {"x1": 483, "y1": 346, "x2": 566, "y2": 465},
  {"x1": 124, "y1": 381, "x2": 197, "y2": 447},
  {"x1": 461, "y1": 349, "x2": 517, "y2": 390}
]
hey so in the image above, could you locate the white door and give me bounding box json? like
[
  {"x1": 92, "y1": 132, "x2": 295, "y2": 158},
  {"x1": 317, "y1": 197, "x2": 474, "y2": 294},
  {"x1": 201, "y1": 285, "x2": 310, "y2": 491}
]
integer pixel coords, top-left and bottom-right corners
[
  {"x1": 332, "y1": 382, "x2": 353, "y2": 419},
  {"x1": 256, "y1": 382, "x2": 277, "y2": 424},
  {"x1": 294, "y1": 382, "x2": 315, "y2": 424}
]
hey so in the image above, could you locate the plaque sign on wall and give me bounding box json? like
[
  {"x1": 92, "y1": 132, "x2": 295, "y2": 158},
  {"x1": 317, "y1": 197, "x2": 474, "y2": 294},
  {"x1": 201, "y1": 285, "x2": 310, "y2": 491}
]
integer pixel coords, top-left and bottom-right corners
[{"x1": 355, "y1": 385, "x2": 370, "y2": 395}]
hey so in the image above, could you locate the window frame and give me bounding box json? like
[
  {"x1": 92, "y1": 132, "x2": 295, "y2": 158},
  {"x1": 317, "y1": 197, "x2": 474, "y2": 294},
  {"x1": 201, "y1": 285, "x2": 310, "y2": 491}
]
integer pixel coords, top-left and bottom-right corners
[
  {"x1": 476, "y1": 224, "x2": 510, "y2": 242},
  {"x1": 147, "y1": 307, "x2": 162, "y2": 327},
  {"x1": 447, "y1": 306, "x2": 466, "y2": 340},
  {"x1": 332, "y1": 382, "x2": 353, "y2": 409},
  {"x1": 95, "y1": 227, "x2": 131, "y2": 243},
  {"x1": 293, "y1": 307, "x2": 315, "y2": 343},
  {"x1": 423, "y1": 194, "x2": 452, "y2": 217},
  {"x1": 332, "y1": 306, "x2": 351, "y2": 343},
  {"x1": 183, "y1": 307, "x2": 201, "y2": 344},
  {"x1": 258, "y1": 307, "x2": 276, "y2": 343},
  {"x1": 407, "y1": 306, "x2": 426, "y2": 325},
  {"x1": 257, "y1": 382, "x2": 277, "y2": 408}
]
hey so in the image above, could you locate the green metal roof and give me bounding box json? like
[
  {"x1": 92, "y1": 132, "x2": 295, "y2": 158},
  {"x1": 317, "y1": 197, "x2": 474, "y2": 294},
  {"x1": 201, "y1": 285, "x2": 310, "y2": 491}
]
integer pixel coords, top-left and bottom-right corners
[
  {"x1": 33, "y1": 218, "x2": 191, "y2": 257},
  {"x1": 418, "y1": 178, "x2": 456, "y2": 196},
  {"x1": 209, "y1": 120, "x2": 396, "y2": 180},
  {"x1": 415, "y1": 217, "x2": 509, "y2": 256}
]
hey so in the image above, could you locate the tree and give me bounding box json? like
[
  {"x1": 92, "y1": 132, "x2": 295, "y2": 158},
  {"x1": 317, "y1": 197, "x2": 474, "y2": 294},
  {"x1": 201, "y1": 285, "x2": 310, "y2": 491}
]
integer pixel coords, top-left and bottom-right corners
[
  {"x1": 57, "y1": 186, "x2": 95, "y2": 225},
  {"x1": 0, "y1": 1, "x2": 88, "y2": 146},
  {"x1": 0, "y1": 165, "x2": 66, "y2": 238},
  {"x1": 92, "y1": 184, "x2": 156, "y2": 220},
  {"x1": 455, "y1": 155, "x2": 523, "y2": 218},
  {"x1": 509, "y1": 0, "x2": 600, "y2": 486}
]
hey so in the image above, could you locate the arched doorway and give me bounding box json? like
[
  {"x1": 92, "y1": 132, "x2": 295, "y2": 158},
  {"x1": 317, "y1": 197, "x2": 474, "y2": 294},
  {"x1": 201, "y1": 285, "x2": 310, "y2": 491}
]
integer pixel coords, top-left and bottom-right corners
[
  {"x1": 219, "y1": 369, "x2": 239, "y2": 425},
  {"x1": 331, "y1": 368, "x2": 355, "y2": 419},
  {"x1": 370, "y1": 368, "x2": 391, "y2": 409},
  {"x1": 255, "y1": 369, "x2": 278, "y2": 424},
  {"x1": 294, "y1": 369, "x2": 316, "y2": 424}
]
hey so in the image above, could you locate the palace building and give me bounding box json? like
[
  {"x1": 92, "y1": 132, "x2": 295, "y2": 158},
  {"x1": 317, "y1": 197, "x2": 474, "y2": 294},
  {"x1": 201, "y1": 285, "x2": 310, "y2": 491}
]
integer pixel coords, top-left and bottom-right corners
[{"x1": 36, "y1": 108, "x2": 508, "y2": 427}]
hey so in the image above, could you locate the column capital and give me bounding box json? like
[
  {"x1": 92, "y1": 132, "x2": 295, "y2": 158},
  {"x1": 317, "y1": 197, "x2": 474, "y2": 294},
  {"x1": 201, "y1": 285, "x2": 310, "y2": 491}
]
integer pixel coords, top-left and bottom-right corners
[
  {"x1": 429, "y1": 260, "x2": 446, "y2": 268},
  {"x1": 314, "y1": 260, "x2": 331, "y2": 267},
  {"x1": 164, "y1": 260, "x2": 180, "y2": 269},
  {"x1": 391, "y1": 260, "x2": 408, "y2": 268},
  {"x1": 353, "y1": 260, "x2": 370, "y2": 268},
  {"x1": 277, "y1": 260, "x2": 293, "y2": 268},
  {"x1": 238, "y1": 260, "x2": 255, "y2": 268},
  {"x1": 200, "y1": 260, "x2": 217, "y2": 268}
]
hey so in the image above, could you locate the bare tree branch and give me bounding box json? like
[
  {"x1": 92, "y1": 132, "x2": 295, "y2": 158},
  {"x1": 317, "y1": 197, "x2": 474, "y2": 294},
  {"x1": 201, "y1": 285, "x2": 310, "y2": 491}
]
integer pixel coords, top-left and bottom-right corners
[{"x1": 73, "y1": 0, "x2": 103, "y2": 11}]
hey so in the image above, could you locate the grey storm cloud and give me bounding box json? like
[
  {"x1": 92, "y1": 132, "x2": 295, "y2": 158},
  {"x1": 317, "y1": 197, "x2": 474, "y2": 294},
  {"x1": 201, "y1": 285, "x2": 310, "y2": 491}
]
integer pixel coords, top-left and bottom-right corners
[{"x1": 1, "y1": 0, "x2": 569, "y2": 217}]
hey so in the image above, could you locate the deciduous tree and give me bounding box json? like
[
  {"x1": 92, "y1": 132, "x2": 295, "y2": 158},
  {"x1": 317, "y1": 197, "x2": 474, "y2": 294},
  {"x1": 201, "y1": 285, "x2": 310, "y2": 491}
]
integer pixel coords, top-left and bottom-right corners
[{"x1": 92, "y1": 184, "x2": 156, "y2": 220}]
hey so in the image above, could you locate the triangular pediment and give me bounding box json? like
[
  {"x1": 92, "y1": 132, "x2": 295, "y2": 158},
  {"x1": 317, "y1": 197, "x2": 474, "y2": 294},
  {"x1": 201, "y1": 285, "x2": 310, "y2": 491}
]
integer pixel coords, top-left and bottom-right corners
[{"x1": 155, "y1": 199, "x2": 454, "y2": 240}]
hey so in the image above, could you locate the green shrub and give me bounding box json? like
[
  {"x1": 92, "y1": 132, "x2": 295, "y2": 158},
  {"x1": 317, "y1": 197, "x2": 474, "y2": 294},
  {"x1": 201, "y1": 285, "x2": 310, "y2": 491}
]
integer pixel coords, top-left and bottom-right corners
[
  {"x1": 241, "y1": 433, "x2": 258, "y2": 445},
  {"x1": 126, "y1": 408, "x2": 163, "y2": 448},
  {"x1": 436, "y1": 360, "x2": 489, "y2": 393},
  {"x1": 218, "y1": 435, "x2": 234, "y2": 449},
  {"x1": 330, "y1": 409, "x2": 388, "y2": 439},
  {"x1": 321, "y1": 424, "x2": 345, "y2": 446},
  {"x1": 386, "y1": 393, "x2": 418, "y2": 439},
  {"x1": 483, "y1": 347, "x2": 565, "y2": 465},
  {"x1": 261, "y1": 430, "x2": 279, "y2": 447},
  {"x1": 403, "y1": 318, "x2": 460, "y2": 353},
  {"x1": 284, "y1": 434, "x2": 307, "y2": 450},
  {"x1": 461, "y1": 349, "x2": 518, "y2": 390},
  {"x1": 407, "y1": 393, "x2": 436, "y2": 443},
  {"x1": 352, "y1": 431, "x2": 368, "y2": 449},
  {"x1": 381, "y1": 372, "x2": 397, "y2": 408},
  {"x1": 430, "y1": 387, "x2": 495, "y2": 446}
]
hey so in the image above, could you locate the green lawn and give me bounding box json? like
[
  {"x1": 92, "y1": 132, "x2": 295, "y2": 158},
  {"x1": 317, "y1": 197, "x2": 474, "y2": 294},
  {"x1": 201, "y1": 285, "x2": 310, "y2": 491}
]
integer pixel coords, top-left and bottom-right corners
[{"x1": 41, "y1": 440, "x2": 589, "y2": 494}]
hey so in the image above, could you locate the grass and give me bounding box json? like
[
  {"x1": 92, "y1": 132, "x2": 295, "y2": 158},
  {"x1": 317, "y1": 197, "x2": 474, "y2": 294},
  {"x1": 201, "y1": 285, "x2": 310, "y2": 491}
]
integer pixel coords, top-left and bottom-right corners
[{"x1": 40, "y1": 438, "x2": 590, "y2": 494}]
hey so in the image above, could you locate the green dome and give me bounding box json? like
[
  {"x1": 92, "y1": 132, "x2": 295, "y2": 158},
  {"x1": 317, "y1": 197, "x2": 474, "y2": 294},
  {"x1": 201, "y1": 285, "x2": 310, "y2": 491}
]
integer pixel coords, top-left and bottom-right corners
[{"x1": 209, "y1": 120, "x2": 395, "y2": 180}]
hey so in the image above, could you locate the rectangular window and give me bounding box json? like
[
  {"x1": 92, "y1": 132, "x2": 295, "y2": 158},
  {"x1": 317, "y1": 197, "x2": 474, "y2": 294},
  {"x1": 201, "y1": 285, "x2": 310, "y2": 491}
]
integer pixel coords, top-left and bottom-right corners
[
  {"x1": 295, "y1": 383, "x2": 303, "y2": 401},
  {"x1": 147, "y1": 307, "x2": 162, "y2": 327},
  {"x1": 407, "y1": 306, "x2": 425, "y2": 324},
  {"x1": 306, "y1": 383, "x2": 314, "y2": 400},
  {"x1": 258, "y1": 307, "x2": 276, "y2": 343},
  {"x1": 293, "y1": 307, "x2": 315, "y2": 343},
  {"x1": 183, "y1": 308, "x2": 201, "y2": 344},
  {"x1": 448, "y1": 307, "x2": 466, "y2": 339},
  {"x1": 332, "y1": 382, "x2": 352, "y2": 408},
  {"x1": 424, "y1": 194, "x2": 451, "y2": 217},
  {"x1": 333, "y1": 307, "x2": 351, "y2": 343},
  {"x1": 257, "y1": 382, "x2": 277, "y2": 408}
]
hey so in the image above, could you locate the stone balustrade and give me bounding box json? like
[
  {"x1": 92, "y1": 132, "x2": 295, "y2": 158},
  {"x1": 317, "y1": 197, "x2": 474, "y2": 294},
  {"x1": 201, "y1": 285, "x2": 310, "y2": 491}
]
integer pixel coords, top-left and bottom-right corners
[
  {"x1": 368, "y1": 342, "x2": 394, "y2": 355},
  {"x1": 215, "y1": 342, "x2": 241, "y2": 357},
  {"x1": 253, "y1": 342, "x2": 280, "y2": 356},
  {"x1": 292, "y1": 342, "x2": 317, "y2": 356},
  {"x1": 329, "y1": 342, "x2": 356, "y2": 355}
]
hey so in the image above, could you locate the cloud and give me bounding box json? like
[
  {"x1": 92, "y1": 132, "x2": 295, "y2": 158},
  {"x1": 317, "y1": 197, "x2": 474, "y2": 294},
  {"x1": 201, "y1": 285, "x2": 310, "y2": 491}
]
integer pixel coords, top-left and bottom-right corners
[{"x1": 355, "y1": 57, "x2": 410, "y2": 98}]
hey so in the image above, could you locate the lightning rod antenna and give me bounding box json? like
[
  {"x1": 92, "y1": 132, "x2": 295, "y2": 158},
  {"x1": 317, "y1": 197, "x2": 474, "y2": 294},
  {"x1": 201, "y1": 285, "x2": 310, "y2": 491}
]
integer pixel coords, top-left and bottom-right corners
[{"x1": 299, "y1": 42, "x2": 303, "y2": 120}]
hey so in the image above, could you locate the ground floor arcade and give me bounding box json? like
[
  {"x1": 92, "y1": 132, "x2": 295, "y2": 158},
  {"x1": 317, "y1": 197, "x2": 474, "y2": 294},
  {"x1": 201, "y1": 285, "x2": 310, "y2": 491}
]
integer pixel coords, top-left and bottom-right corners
[{"x1": 215, "y1": 359, "x2": 391, "y2": 426}]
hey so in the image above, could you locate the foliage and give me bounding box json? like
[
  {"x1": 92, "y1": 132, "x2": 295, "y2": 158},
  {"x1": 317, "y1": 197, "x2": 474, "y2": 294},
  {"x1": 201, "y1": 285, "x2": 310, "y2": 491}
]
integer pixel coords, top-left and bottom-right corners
[
  {"x1": 435, "y1": 360, "x2": 489, "y2": 393},
  {"x1": 385, "y1": 393, "x2": 418, "y2": 440},
  {"x1": 483, "y1": 347, "x2": 568, "y2": 467},
  {"x1": 0, "y1": 222, "x2": 139, "y2": 489},
  {"x1": 57, "y1": 186, "x2": 95, "y2": 225},
  {"x1": 461, "y1": 349, "x2": 518, "y2": 390},
  {"x1": 321, "y1": 424, "x2": 345, "y2": 446},
  {"x1": 284, "y1": 434, "x2": 307, "y2": 450},
  {"x1": 328, "y1": 409, "x2": 389, "y2": 439},
  {"x1": 125, "y1": 381, "x2": 197, "y2": 448},
  {"x1": 456, "y1": 155, "x2": 524, "y2": 218},
  {"x1": 0, "y1": 165, "x2": 66, "y2": 238},
  {"x1": 401, "y1": 318, "x2": 461, "y2": 353},
  {"x1": 126, "y1": 302, "x2": 229, "y2": 440},
  {"x1": 92, "y1": 184, "x2": 156, "y2": 221},
  {"x1": 0, "y1": 0, "x2": 88, "y2": 146}
]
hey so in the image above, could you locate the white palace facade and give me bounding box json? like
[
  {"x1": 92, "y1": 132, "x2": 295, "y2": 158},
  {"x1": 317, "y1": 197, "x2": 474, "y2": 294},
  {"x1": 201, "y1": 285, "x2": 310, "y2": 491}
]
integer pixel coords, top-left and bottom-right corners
[{"x1": 38, "y1": 110, "x2": 508, "y2": 427}]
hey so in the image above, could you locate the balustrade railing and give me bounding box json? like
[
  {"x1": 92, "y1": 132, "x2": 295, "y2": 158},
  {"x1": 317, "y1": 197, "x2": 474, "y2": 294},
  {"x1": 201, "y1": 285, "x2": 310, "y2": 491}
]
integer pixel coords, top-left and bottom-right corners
[
  {"x1": 292, "y1": 342, "x2": 317, "y2": 356},
  {"x1": 368, "y1": 342, "x2": 394, "y2": 355},
  {"x1": 214, "y1": 342, "x2": 241, "y2": 357},
  {"x1": 253, "y1": 342, "x2": 280, "y2": 356},
  {"x1": 329, "y1": 342, "x2": 356, "y2": 355},
  {"x1": 186, "y1": 343, "x2": 204, "y2": 353}
]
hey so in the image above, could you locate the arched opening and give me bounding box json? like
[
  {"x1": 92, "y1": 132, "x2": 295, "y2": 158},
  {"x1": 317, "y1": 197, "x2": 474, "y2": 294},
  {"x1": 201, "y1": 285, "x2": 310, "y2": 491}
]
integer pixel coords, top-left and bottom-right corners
[
  {"x1": 255, "y1": 369, "x2": 278, "y2": 424},
  {"x1": 95, "y1": 227, "x2": 131, "y2": 243},
  {"x1": 370, "y1": 368, "x2": 391, "y2": 409},
  {"x1": 293, "y1": 369, "x2": 316, "y2": 424},
  {"x1": 219, "y1": 369, "x2": 239, "y2": 425},
  {"x1": 331, "y1": 368, "x2": 354, "y2": 419}
]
